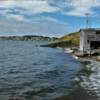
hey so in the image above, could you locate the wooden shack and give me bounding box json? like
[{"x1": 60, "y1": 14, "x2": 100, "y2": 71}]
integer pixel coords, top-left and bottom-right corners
[{"x1": 80, "y1": 28, "x2": 100, "y2": 54}]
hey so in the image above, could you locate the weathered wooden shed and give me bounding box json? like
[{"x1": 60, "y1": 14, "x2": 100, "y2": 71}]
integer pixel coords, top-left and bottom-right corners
[{"x1": 80, "y1": 28, "x2": 100, "y2": 54}]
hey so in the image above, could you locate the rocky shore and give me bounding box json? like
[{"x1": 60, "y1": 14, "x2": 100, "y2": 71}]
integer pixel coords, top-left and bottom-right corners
[{"x1": 53, "y1": 47, "x2": 99, "y2": 100}]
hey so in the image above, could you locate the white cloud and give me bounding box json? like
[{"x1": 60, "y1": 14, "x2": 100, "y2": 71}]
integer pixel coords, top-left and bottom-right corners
[
  {"x1": 0, "y1": 0, "x2": 58, "y2": 14},
  {"x1": 6, "y1": 14, "x2": 25, "y2": 21},
  {"x1": 0, "y1": 17, "x2": 69, "y2": 37},
  {"x1": 0, "y1": 0, "x2": 100, "y2": 17},
  {"x1": 0, "y1": 0, "x2": 99, "y2": 36},
  {"x1": 0, "y1": 0, "x2": 14, "y2": 7},
  {"x1": 27, "y1": 1, "x2": 58, "y2": 13},
  {"x1": 64, "y1": 0, "x2": 100, "y2": 16},
  {"x1": 0, "y1": 0, "x2": 60, "y2": 23},
  {"x1": 44, "y1": 16, "x2": 68, "y2": 25}
]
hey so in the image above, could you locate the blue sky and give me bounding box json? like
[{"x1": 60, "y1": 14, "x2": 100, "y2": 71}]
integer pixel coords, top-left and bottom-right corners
[{"x1": 0, "y1": 0, "x2": 100, "y2": 37}]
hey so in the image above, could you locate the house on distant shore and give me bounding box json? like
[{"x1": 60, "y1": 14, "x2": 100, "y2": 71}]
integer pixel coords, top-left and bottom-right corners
[{"x1": 80, "y1": 28, "x2": 100, "y2": 54}]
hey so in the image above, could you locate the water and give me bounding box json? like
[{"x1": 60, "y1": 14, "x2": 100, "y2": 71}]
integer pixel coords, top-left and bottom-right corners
[
  {"x1": 77, "y1": 61, "x2": 100, "y2": 100},
  {"x1": 0, "y1": 40, "x2": 81, "y2": 100}
]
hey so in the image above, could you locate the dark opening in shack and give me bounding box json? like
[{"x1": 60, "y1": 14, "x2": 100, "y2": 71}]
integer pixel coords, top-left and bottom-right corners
[{"x1": 90, "y1": 41, "x2": 100, "y2": 49}]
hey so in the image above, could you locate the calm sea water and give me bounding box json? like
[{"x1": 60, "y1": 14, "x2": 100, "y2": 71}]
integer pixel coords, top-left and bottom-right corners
[{"x1": 0, "y1": 41, "x2": 81, "y2": 100}]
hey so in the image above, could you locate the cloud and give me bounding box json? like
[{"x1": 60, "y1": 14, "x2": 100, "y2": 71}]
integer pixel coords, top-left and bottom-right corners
[
  {"x1": 0, "y1": 0, "x2": 14, "y2": 7},
  {"x1": 0, "y1": 0, "x2": 100, "y2": 17},
  {"x1": 48, "y1": 0, "x2": 100, "y2": 16},
  {"x1": 0, "y1": 0, "x2": 59, "y2": 14},
  {"x1": 25, "y1": 1, "x2": 58, "y2": 13},
  {"x1": 63, "y1": 0, "x2": 100, "y2": 16},
  {"x1": 37, "y1": 16, "x2": 68, "y2": 25},
  {"x1": 0, "y1": 0, "x2": 99, "y2": 36},
  {"x1": 0, "y1": 0, "x2": 59, "y2": 22},
  {"x1": 6, "y1": 14, "x2": 26, "y2": 21},
  {"x1": 0, "y1": 15, "x2": 69, "y2": 36}
]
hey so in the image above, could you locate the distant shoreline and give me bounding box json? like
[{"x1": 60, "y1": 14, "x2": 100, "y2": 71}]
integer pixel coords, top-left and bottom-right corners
[{"x1": 0, "y1": 35, "x2": 58, "y2": 41}]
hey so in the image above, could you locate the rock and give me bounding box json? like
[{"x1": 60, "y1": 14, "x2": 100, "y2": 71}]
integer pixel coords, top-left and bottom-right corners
[
  {"x1": 96, "y1": 56, "x2": 100, "y2": 61},
  {"x1": 8, "y1": 96, "x2": 24, "y2": 100}
]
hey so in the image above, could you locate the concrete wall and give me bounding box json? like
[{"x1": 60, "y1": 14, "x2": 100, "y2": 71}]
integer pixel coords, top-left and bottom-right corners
[{"x1": 80, "y1": 29, "x2": 100, "y2": 53}]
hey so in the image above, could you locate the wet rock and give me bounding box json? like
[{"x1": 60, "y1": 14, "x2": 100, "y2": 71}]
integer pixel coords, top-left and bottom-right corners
[
  {"x1": 8, "y1": 96, "x2": 24, "y2": 100},
  {"x1": 96, "y1": 56, "x2": 100, "y2": 61}
]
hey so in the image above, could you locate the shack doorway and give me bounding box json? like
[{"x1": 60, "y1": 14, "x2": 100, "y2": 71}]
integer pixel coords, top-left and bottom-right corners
[{"x1": 90, "y1": 41, "x2": 100, "y2": 49}]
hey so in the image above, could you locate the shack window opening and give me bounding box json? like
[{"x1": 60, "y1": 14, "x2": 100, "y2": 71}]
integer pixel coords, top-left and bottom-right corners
[
  {"x1": 87, "y1": 40, "x2": 89, "y2": 43},
  {"x1": 96, "y1": 31, "x2": 100, "y2": 34}
]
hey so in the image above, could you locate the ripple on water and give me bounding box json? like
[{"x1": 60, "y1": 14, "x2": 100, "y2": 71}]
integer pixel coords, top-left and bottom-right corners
[
  {"x1": 77, "y1": 61, "x2": 100, "y2": 99},
  {"x1": 0, "y1": 41, "x2": 81, "y2": 100}
]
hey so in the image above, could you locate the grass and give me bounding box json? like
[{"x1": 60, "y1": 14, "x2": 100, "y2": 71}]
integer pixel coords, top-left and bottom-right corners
[{"x1": 42, "y1": 32, "x2": 80, "y2": 47}]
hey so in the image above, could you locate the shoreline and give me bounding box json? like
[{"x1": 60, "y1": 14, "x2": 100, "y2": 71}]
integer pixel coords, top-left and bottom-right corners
[
  {"x1": 55, "y1": 59, "x2": 98, "y2": 100},
  {"x1": 58, "y1": 47, "x2": 100, "y2": 63},
  {"x1": 56, "y1": 47, "x2": 100, "y2": 100}
]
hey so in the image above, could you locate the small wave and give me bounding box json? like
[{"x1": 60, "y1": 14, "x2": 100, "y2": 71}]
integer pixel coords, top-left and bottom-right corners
[
  {"x1": 36, "y1": 69, "x2": 65, "y2": 79},
  {"x1": 77, "y1": 61, "x2": 100, "y2": 98},
  {"x1": 22, "y1": 86, "x2": 55, "y2": 100}
]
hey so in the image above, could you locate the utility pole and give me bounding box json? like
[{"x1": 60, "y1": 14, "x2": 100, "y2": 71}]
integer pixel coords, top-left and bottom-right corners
[{"x1": 86, "y1": 13, "x2": 89, "y2": 29}]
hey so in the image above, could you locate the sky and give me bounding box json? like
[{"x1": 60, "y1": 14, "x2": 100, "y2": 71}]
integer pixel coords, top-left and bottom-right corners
[{"x1": 0, "y1": 0, "x2": 100, "y2": 37}]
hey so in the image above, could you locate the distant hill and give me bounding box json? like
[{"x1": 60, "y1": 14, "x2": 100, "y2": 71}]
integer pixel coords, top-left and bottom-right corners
[
  {"x1": 0, "y1": 35, "x2": 58, "y2": 41},
  {"x1": 42, "y1": 32, "x2": 80, "y2": 47}
]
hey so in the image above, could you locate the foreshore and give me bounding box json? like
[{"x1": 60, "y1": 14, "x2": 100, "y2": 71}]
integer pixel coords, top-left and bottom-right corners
[
  {"x1": 71, "y1": 57, "x2": 100, "y2": 100},
  {"x1": 56, "y1": 47, "x2": 100, "y2": 100}
]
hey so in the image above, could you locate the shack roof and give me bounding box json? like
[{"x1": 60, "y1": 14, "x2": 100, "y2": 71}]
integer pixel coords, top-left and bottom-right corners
[{"x1": 79, "y1": 28, "x2": 100, "y2": 32}]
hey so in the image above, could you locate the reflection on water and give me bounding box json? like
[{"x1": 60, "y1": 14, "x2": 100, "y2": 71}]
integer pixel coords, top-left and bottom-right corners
[{"x1": 0, "y1": 41, "x2": 81, "y2": 100}]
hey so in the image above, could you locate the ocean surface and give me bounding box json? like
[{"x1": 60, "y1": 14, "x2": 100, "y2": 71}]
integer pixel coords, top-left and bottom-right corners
[{"x1": 0, "y1": 40, "x2": 99, "y2": 100}]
